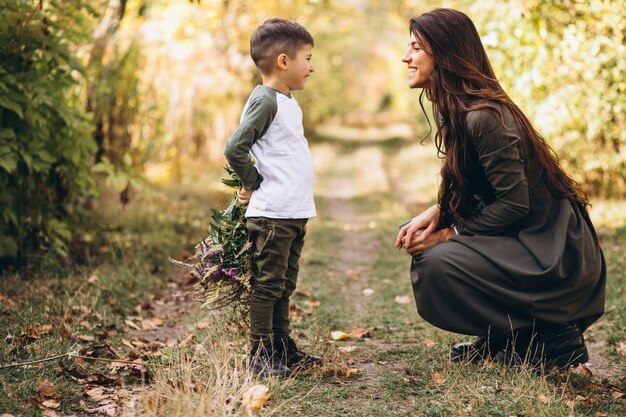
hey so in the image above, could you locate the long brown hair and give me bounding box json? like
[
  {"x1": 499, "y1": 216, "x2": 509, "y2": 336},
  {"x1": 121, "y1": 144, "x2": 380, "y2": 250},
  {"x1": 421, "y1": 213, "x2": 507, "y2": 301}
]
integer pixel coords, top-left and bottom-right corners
[{"x1": 410, "y1": 8, "x2": 588, "y2": 227}]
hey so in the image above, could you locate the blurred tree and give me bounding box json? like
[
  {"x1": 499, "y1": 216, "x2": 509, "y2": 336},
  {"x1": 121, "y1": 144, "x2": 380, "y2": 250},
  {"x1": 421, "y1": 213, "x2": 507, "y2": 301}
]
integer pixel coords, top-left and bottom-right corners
[{"x1": 471, "y1": 0, "x2": 626, "y2": 196}]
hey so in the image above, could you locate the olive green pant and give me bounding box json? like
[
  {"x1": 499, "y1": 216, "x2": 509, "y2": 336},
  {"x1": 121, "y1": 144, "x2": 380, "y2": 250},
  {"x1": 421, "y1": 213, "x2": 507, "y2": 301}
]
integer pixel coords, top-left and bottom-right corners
[{"x1": 246, "y1": 217, "x2": 307, "y2": 344}]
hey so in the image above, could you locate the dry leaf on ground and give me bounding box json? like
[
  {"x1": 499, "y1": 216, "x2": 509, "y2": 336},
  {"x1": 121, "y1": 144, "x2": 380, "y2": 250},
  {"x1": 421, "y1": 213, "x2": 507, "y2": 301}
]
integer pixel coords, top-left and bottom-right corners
[
  {"x1": 572, "y1": 363, "x2": 593, "y2": 376},
  {"x1": 349, "y1": 327, "x2": 369, "y2": 339},
  {"x1": 40, "y1": 399, "x2": 60, "y2": 409},
  {"x1": 345, "y1": 368, "x2": 361, "y2": 378},
  {"x1": 431, "y1": 372, "x2": 447, "y2": 384},
  {"x1": 362, "y1": 288, "x2": 374, "y2": 296},
  {"x1": 241, "y1": 384, "x2": 271, "y2": 412},
  {"x1": 338, "y1": 345, "x2": 357, "y2": 353},
  {"x1": 537, "y1": 394, "x2": 551, "y2": 404},
  {"x1": 36, "y1": 380, "x2": 58, "y2": 397},
  {"x1": 422, "y1": 338, "x2": 437, "y2": 347},
  {"x1": 38, "y1": 324, "x2": 53, "y2": 335},
  {"x1": 87, "y1": 275, "x2": 101, "y2": 285},
  {"x1": 331, "y1": 331, "x2": 350, "y2": 341},
  {"x1": 394, "y1": 295, "x2": 411, "y2": 304}
]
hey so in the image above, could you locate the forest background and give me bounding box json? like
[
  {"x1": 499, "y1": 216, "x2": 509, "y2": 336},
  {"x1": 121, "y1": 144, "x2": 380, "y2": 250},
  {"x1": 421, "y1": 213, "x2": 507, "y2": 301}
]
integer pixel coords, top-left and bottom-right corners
[
  {"x1": 1, "y1": 1, "x2": 626, "y2": 416},
  {"x1": 1, "y1": 0, "x2": 625, "y2": 264}
]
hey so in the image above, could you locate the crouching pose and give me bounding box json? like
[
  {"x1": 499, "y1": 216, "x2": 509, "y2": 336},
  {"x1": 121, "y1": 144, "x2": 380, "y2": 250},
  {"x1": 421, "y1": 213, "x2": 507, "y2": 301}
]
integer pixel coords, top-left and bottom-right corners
[{"x1": 395, "y1": 8, "x2": 606, "y2": 369}]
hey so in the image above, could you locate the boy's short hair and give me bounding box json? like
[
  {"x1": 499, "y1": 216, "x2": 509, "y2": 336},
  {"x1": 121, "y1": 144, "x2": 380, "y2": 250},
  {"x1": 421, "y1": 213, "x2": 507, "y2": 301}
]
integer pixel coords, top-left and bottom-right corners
[{"x1": 250, "y1": 18, "x2": 314, "y2": 74}]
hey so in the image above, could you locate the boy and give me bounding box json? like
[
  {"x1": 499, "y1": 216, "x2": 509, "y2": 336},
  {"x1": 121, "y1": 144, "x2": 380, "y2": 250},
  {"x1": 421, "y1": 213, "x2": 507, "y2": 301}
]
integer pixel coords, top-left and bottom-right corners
[{"x1": 224, "y1": 18, "x2": 320, "y2": 377}]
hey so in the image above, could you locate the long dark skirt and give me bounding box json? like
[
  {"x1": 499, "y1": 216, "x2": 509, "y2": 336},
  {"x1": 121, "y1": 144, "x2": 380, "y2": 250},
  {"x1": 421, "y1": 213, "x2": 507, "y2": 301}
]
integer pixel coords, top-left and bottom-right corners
[{"x1": 410, "y1": 201, "x2": 606, "y2": 337}]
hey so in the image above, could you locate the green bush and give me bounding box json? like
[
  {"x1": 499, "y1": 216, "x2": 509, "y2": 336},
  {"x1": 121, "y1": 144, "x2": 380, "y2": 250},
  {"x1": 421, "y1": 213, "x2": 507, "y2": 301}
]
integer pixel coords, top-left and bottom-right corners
[
  {"x1": 0, "y1": 0, "x2": 96, "y2": 263},
  {"x1": 472, "y1": 0, "x2": 626, "y2": 196}
]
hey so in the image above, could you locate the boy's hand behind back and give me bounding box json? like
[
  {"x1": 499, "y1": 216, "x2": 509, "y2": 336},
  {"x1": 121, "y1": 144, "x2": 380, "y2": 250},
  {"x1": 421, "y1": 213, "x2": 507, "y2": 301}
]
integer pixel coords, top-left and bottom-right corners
[{"x1": 237, "y1": 188, "x2": 252, "y2": 206}]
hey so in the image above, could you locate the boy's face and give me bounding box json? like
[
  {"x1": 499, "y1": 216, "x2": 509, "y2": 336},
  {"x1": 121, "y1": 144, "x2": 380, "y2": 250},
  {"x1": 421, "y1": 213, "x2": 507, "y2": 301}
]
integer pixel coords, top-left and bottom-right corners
[{"x1": 284, "y1": 44, "x2": 314, "y2": 91}]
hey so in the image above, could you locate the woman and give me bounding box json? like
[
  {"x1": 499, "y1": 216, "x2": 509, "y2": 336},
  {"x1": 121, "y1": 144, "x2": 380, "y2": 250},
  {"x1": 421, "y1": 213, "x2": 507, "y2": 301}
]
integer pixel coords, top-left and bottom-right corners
[{"x1": 395, "y1": 8, "x2": 606, "y2": 368}]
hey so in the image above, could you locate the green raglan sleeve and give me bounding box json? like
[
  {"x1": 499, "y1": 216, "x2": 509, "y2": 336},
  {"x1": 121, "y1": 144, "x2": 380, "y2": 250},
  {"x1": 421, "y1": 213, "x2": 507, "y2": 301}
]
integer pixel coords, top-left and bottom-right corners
[{"x1": 224, "y1": 93, "x2": 277, "y2": 190}]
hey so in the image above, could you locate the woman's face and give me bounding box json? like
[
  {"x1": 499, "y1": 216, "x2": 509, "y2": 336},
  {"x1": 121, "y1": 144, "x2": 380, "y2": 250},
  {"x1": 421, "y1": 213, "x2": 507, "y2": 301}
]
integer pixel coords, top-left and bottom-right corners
[{"x1": 401, "y1": 32, "x2": 434, "y2": 89}]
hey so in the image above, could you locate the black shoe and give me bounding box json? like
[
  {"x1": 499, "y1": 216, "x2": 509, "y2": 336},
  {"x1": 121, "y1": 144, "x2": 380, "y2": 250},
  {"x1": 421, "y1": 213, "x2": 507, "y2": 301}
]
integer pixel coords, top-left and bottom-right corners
[
  {"x1": 249, "y1": 344, "x2": 292, "y2": 378},
  {"x1": 275, "y1": 336, "x2": 322, "y2": 368},
  {"x1": 527, "y1": 323, "x2": 589, "y2": 369},
  {"x1": 495, "y1": 323, "x2": 589, "y2": 370},
  {"x1": 450, "y1": 336, "x2": 508, "y2": 363}
]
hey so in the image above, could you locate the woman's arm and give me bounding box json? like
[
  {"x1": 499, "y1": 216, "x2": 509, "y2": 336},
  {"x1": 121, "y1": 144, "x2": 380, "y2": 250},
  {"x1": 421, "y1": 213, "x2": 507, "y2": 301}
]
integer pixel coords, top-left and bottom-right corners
[{"x1": 458, "y1": 109, "x2": 530, "y2": 235}]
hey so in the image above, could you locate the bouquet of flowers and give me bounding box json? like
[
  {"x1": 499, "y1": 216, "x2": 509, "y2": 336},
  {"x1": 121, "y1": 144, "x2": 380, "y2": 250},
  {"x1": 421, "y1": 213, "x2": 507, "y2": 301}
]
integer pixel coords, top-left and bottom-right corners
[{"x1": 170, "y1": 167, "x2": 253, "y2": 317}]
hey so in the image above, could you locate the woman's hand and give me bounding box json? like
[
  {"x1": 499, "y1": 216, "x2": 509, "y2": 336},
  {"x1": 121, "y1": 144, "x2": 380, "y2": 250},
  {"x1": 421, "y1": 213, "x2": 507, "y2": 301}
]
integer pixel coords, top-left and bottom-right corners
[
  {"x1": 403, "y1": 227, "x2": 455, "y2": 255},
  {"x1": 395, "y1": 204, "x2": 440, "y2": 250}
]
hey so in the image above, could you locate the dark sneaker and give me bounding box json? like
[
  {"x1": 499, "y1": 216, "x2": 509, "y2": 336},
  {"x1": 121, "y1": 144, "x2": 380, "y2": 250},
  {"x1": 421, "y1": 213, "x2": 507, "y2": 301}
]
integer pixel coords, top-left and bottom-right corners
[
  {"x1": 249, "y1": 345, "x2": 292, "y2": 378},
  {"x1": 276, "y1": 336, "x2": 322, "y2": 368},
  {"x1": 527, "y1": 323, "x2": 589, "y2": 369},
  {"x1": 450, "y1": 336, "x2": 508, "y2": 363},
  {"x1": 495, "y1": 323, "x2": 589, "y2": 370}
]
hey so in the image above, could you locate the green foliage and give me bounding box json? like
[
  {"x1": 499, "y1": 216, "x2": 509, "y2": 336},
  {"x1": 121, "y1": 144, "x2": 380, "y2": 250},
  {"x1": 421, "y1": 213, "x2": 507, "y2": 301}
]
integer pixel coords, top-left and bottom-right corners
[
  {"x1": 170, "y1": 167, "x2": 252, "y2": 317},
  {"x1": 0, "y1": 0, "x2": 96, "y2": 263},
  {"x1": 472, "y1": 0, "x2": 626, "y2": 196}
]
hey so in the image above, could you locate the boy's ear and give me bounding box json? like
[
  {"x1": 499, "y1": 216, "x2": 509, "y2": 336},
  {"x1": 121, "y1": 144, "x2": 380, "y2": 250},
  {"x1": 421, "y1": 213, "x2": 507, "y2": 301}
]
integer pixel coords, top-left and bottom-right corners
[{"x1": 276, "y1": 53, "x2": 289, "y2": 70}]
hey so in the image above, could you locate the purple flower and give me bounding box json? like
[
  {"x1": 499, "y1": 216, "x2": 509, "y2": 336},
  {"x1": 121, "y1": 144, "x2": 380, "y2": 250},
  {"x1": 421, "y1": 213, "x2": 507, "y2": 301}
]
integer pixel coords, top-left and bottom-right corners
[{"x1": 225, "y1": 267, "x2": 240, "y2": 281}]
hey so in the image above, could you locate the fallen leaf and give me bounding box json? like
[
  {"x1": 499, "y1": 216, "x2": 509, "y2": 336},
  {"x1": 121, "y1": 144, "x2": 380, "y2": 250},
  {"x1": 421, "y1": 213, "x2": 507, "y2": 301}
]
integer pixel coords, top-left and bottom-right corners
[
  {"x1": 307, "y1": 300, "x2": 321, "y2": 308},
  {"x1": 338, "y1": 345, "x2": 357, "y2": 353},
  {"x1": 87, "y1": 404, "x2": 117, "y2": 416},
  {"x1": 345, "y1": 368, "x2": 361, "y2": 378},
  {"x1": 0, "y1": 294, "x2": 16, "y2": 314},
  {"x1": 38, "y1": 324, "x2": 53, "y2": 335},
  {"x1": 431, "y1": 372, "x2": 447, "y2": 384},
  {"x1": 572, "y1": 363, "x2": 593, "y2": 377},
  {"x1": 422, "y1": 339, "x2": 437, "y2": 347},
  {"x1": 362, "y1": 288, "x2": 374, "y2": 296},
  {"x1": 36, "y1": 380, "x2": 58, "y2": 397},
  {"x1": 124, "y1": 319, "x2": 141, "y2": 331},
  {"x1": 330, "y1": 331, "x2": 350, "y2": 341},
  {"x1": 289, "y1": 304, "x2": 312, "y2": 320},
  {"x1": 537, "y1": 394, "x2": 550, "y2": 404},
  {"x1": 84, "y1": 387, "x2": 107, "y2": 401},
  {"x1": 483, "y1": 359, "x2": 497, "y2": 368},
  {"x1": 616, "y1": 341, "x2": 626, "y2": 356},
  {"x1": 42, "y1": 410, "x2": 59, "y2": 417},
  {"x1": 62, "y1": 323, "x2": 72, "y2": 339},
  {"x1": 79, "y1": 321, "x2": 95, "y2": 331},
  {"x1": 612, "y1": 389, "x2": 625, "y2": 399},
  {"x1": 575, "y1": 394, "x2": 597, "y2": 406},
  {"x1": 349, "y1": 327, "x2": 369, "y2": 339},
  {"x1": 78, "y1": 335, "x2": 95, "y2": 342},
  {"x1": 178, "y1": 333, "x2": 196, "y2": 348},
  {"x1": 141, "y1": 317, "x2": 165, "y2": 330},
  {"x1": 394, "y1": 295, "x2": 411, "y2": 304},
  {"x1": 87, "y1": 275, "x2": 101, "y2": 285},
  {"x1": 63, "y1": 309, "x2": 72, "y2": 324},
  {"x1": 241, "y1": 384, "x2": 271, "y2": 412},
  {"x1": 294, "y1": 290, "x2": 312, "y2": 297},
  {"x1": 195, "y1": 322, "x2": 210, "y2": 330},
  {"x1": 594, "y1": 413, "x2": 608, "y2": 417},
  {"x1": 40, "y1": 399, "x2": 60, "y2": 409}
]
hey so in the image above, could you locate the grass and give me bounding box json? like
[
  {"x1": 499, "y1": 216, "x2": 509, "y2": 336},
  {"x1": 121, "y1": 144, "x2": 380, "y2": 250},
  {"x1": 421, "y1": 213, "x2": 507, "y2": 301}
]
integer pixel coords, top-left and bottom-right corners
[{"x1": 1, "y1": 143, "x2": 625, "y2": 416}]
